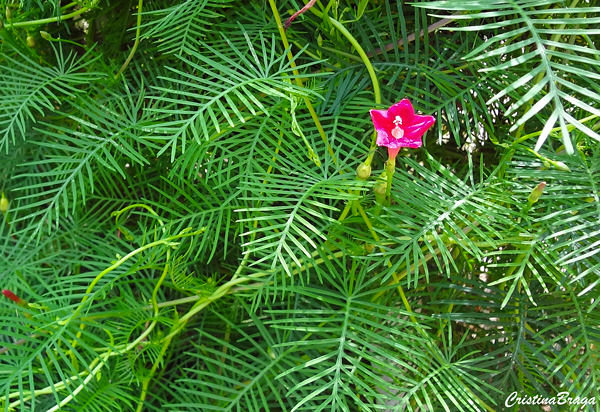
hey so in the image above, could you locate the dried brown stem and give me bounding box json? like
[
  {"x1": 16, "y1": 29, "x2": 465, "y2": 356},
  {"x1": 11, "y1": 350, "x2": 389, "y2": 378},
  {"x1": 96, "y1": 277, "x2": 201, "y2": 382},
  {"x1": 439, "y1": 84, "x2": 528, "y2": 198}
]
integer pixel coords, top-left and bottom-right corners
[
  {"x1": 366, "y1": 14, "x2": 461, "y2": 58},
  {"x1": 284, "y1": 0, "x2": 317, "y2": 30},
  {"x1": 0, "y1": 335, "x2": 38, "y2": 355}
]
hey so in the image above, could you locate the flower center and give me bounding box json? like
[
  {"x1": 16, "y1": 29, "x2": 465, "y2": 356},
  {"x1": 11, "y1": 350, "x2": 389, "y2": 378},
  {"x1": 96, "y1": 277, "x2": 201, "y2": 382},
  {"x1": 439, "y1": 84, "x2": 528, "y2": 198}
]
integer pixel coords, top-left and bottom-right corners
[
  {"x1": 392, "y1": 126, "x2": 404, "y2": 139},
  {"x1": 392, "y1": 116, "x2": 404, "y2": 139}
]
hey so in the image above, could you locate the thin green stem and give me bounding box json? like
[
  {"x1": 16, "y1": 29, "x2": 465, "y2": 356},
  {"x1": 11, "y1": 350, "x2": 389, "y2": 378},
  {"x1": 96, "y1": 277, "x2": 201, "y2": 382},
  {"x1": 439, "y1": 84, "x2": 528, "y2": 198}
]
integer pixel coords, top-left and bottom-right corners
[
  {"x1": 65, "y1": 228, "x2": 205, "y2": 353},
  {"x1": 134, "y1": 247, "x2": 342, "y2": 411},
  {"x1": 322, "y1": 46, "x2": 363, "y2": 61},
  {"x1": 123, "y1": 252, "x2": 171, "y2": 353},
  {"x1": 8, "y1": 328, "x2": 113, "y2": 410},
  {"x1": 45, "y1": 352, "x2": 111, "y2": 412},
  {"x1": 137, "y1": 314, "x2": 181, "y2": 412},
  {"x1": 59, "y1": 1, "x2": 79, "y2": 12},
  {"x1": 337, "y1": 201, "x2": 352, "y2": 222},
  {"x1": 304, "y1": 4, "x2": 380, "y2": 106},
  {"x1": 328, "y1": 19, "x2": 380, "y2": 105},
  {"x1": 8, "y1": 355, "x2": 107, "y2": 409},
  {"x1": 356, "y1": 202, "x2": 422, "y2": 327},
  {"x1": 112, "y1": 203, "x2": 166, "y2": 239},
  {"x1": 385, "y1": 159, "x2": 395, "y2": 199},
  {"x1": 4, "y1": 0, "x2": 100, "y2": 28},
  {"x1": 301, "y1": 1, "x2": 382, "y2": 166},
  {"x1": 512, "y1": 114, "x2": 597, "y2": 147},
  {"x1": 115, "y1": 0, "x2": 144, "y2": 79},
  {"x1": 268, "y1": 0, "x2": 337, "y2": 166},
  {"x1": 159, "y1": 249, "x2": 346, "y2": 343}
]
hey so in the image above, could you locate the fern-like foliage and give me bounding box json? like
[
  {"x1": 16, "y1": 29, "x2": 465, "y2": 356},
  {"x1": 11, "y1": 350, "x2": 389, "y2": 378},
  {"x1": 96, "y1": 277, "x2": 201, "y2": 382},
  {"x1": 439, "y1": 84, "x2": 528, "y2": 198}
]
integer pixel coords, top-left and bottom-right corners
[
  {"x1": 0, "y1": 44, "x2": 105, "y2": 152},
  {"x1": 146, "y1": 30, "x2": 319, "y2": 160},
  {"x1": 141, "y1": 0, "x2": 235, "y2": 55},
  {"x1": 417, "y1": 0, "x2": 600, "y2": 153},
  {"x1": 369, "y1": 154, "x2": 519, "y2": 287},
  {"x1": 10, "y1": 85, "x2": 150, "y2": 241},
  {"x1": 238, "y1": 169, "x2": 370, "y2": 277},
  {"x1": 1, "y1": 1, "x2": 599, "y2": 411}
]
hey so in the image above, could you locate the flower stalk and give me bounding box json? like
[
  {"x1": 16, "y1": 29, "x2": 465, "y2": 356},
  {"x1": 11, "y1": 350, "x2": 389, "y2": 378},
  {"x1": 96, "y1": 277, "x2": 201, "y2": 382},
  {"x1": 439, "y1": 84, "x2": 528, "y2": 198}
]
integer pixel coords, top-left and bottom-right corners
[{"x1": 2, "y1": 0, "x2": 100, "y2": 28}]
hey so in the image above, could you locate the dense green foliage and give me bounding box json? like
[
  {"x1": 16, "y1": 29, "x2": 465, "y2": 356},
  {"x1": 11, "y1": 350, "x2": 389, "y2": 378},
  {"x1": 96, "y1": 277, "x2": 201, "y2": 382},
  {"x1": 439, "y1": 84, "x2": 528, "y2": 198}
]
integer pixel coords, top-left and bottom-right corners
[{"x1": 1, "y1": 0, "x2": 599, "y2": 411}]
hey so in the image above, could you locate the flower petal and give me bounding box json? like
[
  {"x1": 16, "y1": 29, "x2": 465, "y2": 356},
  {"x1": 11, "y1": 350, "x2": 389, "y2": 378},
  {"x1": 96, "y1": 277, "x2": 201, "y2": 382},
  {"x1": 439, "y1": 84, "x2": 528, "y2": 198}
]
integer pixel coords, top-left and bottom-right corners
[
  {"x1": 375, "y1": 129, "x2": 391, "y2": 147},
  {"x1": 370, "y1": 109, "x2": 394, "y2": 133},
  {"x1": 388, "y1": 135, "x2": 422, "y2": 149},
  {"x1": 387, "y1": 99, "x2": 415, "y2": 124},
  {"x1": 404, "y1": 114, "x2": 436, "y2": 140}
]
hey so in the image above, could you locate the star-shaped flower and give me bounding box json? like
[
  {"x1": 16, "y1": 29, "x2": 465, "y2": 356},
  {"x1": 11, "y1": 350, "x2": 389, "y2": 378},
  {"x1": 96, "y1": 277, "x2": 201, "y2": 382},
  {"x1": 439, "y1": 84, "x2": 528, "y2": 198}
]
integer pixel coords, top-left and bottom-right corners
[{"x1": 369, "y1": 99, "x2": 435, "y2": 159}]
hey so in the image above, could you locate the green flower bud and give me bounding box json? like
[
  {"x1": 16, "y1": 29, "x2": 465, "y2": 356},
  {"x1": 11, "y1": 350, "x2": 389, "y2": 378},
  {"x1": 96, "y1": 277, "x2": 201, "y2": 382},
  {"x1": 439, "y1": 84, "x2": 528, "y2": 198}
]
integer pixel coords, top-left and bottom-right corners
[
  {"x1": 356, "y1": 163, "x2": 371, "y2": 180},
  {"x1": 5, "y1": 6, "x2": 11, "y2": 21},
  {"x1": 553, "y1": 161, "x2": 570, "y2": 172},
  {"x1": 317, "y1": 34, "x2": 323, "y2": 47},
  {"x1": 0, "y1": 192, "x2": 8, "y2": 214},
  {"x1": 373, "y1": 172, "x2": 388, "y2": 205},
  {"x1": 374, "y1": 182, "x2": 386, "y2": 196},
  {"x1": 40, "y1": 31, "x2": 52, "y2": 41},
  {"x1": 373, "y1": 171, "x2": 387, "y2": 192},
  {"x1": 527, "y1": 182, "x2": 546, "y2": 205},
  {"x1": 543, "y1": 158, "x2": 570, "y2": 172},
  {"x1": 26, "y1": 36, "x2": 36, "y2": 48}
]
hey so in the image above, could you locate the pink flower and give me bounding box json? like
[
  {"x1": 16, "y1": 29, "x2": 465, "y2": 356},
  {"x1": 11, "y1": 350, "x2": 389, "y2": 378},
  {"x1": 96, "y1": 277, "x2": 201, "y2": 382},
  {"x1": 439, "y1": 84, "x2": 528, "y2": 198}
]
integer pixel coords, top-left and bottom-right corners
[{"x1": 370, "y1": 99, "x2": 435, "y2": 159}]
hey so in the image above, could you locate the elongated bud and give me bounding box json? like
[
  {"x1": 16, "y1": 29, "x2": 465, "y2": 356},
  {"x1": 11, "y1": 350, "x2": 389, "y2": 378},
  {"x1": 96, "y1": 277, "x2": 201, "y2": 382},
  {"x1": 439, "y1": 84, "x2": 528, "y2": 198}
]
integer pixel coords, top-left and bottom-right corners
[
  {"x1": 317, "y1": 34, "x2": 323, "y2": 47},
  {"x1": 26, "y1": 36, "x2": 36, "y2": 48},
  {"x1": 528, "y1": 182, "x2": 546, "y2": 205},
  {"x1": 2, "y1": 289, "x2": 27, "y2": 306},
  {"x1": 356, "y1": 163, "x2": 371, "y2": 180},
  {"x1": 40, "y1": 31, "x2": 52, "y2": 41},
  {"x1": 0, "y1": 192, "x2": 8, "y2": 214},
  {"x1": 553, "y1": 161, "x2": 570, "y2": 172},
  {"x1": 5, "y1": 6, "x2": 11, "y2": 21},
  {"x1": 543, "y1": 159, "x2": 570, "y2": 172}
]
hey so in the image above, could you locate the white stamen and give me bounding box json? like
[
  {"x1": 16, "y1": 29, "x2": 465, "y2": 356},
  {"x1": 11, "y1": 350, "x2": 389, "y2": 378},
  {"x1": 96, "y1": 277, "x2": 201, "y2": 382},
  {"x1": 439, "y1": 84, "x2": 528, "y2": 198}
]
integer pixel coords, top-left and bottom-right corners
[{"x1": 393, "y1": 115, "x2": 403, "y2": 126}]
